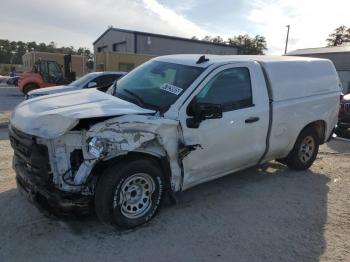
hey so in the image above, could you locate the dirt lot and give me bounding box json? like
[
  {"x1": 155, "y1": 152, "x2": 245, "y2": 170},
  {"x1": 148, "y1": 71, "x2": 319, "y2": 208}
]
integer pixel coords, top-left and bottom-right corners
[{"x1": 0, "y1": 86, "x2": 349, "y2": 262}]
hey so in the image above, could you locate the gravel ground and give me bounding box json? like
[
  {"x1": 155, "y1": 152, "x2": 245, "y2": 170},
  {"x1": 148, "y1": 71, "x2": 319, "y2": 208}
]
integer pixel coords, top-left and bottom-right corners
[{"x1": 0, "y1": 85, "x2": 349, "y2": 262}]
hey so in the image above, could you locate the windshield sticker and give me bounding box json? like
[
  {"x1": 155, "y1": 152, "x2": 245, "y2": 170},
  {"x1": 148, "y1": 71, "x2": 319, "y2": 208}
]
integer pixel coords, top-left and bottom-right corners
[{"x1": 160, "y1": 83, "x2": 183, "y2": 95}]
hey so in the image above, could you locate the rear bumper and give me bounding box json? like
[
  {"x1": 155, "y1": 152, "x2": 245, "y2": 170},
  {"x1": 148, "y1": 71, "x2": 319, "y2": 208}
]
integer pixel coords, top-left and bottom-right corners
[{"x1": 14, "y1": 156, "x2": 93, "y2": 216}]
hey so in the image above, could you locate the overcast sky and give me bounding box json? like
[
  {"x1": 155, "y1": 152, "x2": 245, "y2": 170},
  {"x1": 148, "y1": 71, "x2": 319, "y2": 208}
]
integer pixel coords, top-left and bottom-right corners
[{"x1": 0, "y1": 0, "x2": 349, "y2": 54}]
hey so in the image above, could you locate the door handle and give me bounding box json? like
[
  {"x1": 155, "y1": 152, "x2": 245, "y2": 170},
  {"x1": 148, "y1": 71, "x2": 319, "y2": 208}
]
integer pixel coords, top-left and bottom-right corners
[{"x1": 245, "y1": 117, "x2": 260, "y2": 123}]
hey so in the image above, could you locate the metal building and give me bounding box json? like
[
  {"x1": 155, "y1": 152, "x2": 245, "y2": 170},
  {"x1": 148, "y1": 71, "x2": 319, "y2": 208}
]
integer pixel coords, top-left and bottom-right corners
[
  {"x1": 287, "y1": 46, "x2": 350, "y2": 93},
  {"x1": 93, "y1": 27, "x2": 239, "y2": 56}
]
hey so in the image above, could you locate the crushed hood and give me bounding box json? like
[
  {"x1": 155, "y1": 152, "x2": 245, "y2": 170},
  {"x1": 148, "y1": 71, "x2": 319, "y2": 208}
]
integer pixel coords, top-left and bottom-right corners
[{"x1": 10, "y1": 88, "x2": 155, "y2": 138}]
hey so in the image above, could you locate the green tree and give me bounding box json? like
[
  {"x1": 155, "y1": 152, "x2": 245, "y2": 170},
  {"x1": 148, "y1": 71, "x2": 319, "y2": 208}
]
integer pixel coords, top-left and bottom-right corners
[
  {"x1": 253, "y1": 35, "x2": 267, "y2": 55},
  {"x1": 212, "y1": 36, "x2": 224, "y2": 43},
  {"x1": 77, "y1": 47, "x2": 93, "y2": 59},
  {"x1": 0, "y1": 39, "x2": 93, "y2": 64},
  {"x1": 228, "y1": 34, "x2": 267, "y2": 55},
  {"x1": 202, "y1": 35, "x2": 213, "y2": 42},
  {"x1": 326, "y1": 25, "x2": 350, "y2": 46}
]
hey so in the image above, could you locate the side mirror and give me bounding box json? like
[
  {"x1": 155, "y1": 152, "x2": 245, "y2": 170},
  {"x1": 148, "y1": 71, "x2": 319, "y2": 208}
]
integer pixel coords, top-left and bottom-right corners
[
  {"x1": 186, "y1": 99, "x2": 222, "y2": 128},
  {"x1": 87, "y1": 81, "x2": 97, "y2": 88}
]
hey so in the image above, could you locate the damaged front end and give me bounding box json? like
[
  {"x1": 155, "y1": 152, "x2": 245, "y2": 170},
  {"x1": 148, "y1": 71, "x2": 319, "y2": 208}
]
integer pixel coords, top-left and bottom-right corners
[
  {"x1": 85, "y1": 114, "x2": 183, "y2": 190},
  {"x1": 9, "y1": 113, "x2": 183, "y2": 215},
  {"x1": 9, "y1": 125, "x2": 93, "y2": 215}
]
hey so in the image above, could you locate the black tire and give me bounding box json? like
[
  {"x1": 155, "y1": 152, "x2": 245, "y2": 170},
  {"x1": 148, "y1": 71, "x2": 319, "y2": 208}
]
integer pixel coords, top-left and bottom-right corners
[
  {"x1": 285, "y1": 127, "x2": 320, "y2": 170},
  {"x1": 23, "y1": 84, "x2": 39, "y2": 94},
  {"x1": 95, "y1": 159, "x2": 164, "y2": 229}
]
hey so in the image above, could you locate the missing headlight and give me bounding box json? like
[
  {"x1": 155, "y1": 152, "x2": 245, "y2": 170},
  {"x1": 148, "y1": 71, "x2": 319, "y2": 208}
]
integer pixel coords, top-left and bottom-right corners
[{"x1": 88, "y1": 137, "x2": 109, "y2": 158}]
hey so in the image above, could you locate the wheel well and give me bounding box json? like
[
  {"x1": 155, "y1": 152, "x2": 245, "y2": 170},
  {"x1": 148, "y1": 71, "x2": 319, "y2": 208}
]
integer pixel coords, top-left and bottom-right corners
[
  {"x1": 91, "y1": 152, "x2": 172, "y2": 190},
  {"x1": 301, "y1": 120, "x2": 326, "y2": 144},
  {"x1": 23, "y1": 83, "x2": 39, "y2": 93},
  {"x1": 24, "y1": 82, "x2": 39, "y2": 88}
]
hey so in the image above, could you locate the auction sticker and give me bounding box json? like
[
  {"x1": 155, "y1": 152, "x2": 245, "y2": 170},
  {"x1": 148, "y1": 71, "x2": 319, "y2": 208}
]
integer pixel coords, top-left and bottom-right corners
[{"x1": 160, "y1": 83, "x2": 183, "y2": 95}]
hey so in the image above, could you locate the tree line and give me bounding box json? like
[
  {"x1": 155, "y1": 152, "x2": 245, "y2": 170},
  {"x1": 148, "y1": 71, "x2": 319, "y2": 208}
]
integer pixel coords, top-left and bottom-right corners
[
  {"x1": 2, "y1": 25, "x2": 348, "y2": 66},
  {"x1": 0, "y1": 35, "x2": 266, "y2": 65},
  {"x1": 0, "y1": 39, "x2": 92, "y2": 64},
  {"x1": 192, "y1": 34, "x2": 268, "y2": 55},
  {"x1": 326, "y1": 26, "x2": 350, "y2": 46}
]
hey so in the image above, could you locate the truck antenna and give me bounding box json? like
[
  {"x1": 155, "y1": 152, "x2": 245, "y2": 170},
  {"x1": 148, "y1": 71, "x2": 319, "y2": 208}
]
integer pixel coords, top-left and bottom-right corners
[{"x1": 196, "y1": 55, "x2": 209, "y2": 64}]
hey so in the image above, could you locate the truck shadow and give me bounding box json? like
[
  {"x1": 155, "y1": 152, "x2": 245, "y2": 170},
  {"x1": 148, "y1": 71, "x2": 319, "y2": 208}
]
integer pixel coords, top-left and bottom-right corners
[{"x1": 0, "y1": 162, "x2": 329, "y2": 262}]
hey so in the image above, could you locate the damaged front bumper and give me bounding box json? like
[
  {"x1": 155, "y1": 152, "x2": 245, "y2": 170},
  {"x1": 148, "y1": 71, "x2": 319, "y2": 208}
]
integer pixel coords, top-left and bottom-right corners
[
  {"x1": 14, "y1": 155, "x2": 93, "y2": 216},
  {"x1": 9, "y1": 124, "x2": 93, "y2": 215},
  {"x1": 9, "y1": 112, "x2": 185, "y2": 217}
]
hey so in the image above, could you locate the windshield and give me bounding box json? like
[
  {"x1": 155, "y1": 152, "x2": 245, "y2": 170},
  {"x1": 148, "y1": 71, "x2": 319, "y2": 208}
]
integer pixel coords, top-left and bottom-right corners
[
  {"x1": 114, "y1": 60, "x2": 204, "y2": 111},
  {"x1": 69, "y1": 73, "x2": 96, "y2": 87}
]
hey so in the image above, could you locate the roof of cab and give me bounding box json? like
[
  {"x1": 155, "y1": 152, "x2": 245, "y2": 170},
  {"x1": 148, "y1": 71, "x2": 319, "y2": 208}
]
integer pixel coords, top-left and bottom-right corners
[
  {"x1": 154, "y1": 54, "x2": 339, "y2": 103},
  {"x1": 154, "y1": 54, "x2": 328, "y2": 68},
  {"x1": 91, "y1": 71, "x2": 127, "y2": 75}
]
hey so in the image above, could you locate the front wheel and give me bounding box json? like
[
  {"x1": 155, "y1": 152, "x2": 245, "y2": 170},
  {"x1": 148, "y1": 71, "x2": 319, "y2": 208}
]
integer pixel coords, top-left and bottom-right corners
[
  {"x1": 95, "y1": 159, "x2": 164, "y2": 229},
  {"x1": 285, "y1": 127, "x2": 320, "y2": 170}
]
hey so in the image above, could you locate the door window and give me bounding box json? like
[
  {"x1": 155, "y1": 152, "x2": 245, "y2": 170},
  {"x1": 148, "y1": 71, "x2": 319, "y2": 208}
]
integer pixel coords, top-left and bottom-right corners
[
  {"x1": 196, "y1": 67, "x2": 253, "y2": 112},
  {"x1": 47, "y1": 62, "x2": 63, "y2": 83},
  {"x1": 38, "y1": 61, "x2": 49, "y2": 82},
  {"x1": 93, "y1": 75, "x2": 120, "y2": 88}
]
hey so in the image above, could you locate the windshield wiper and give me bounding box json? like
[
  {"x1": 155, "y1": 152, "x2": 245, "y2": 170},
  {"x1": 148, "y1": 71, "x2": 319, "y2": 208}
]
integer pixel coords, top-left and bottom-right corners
[{"x1": 122, "y1": 89, "x2": 161, "y2": 111}]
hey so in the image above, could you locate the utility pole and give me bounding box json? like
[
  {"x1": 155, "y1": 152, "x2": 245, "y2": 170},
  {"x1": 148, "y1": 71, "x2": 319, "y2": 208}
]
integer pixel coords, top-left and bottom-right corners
[
  {"x1": 31, "y1": 48, "x2": 35, "y2": 66},
  {"x1": 284, "y1": 25, "x2": 290, "y2": 54}
]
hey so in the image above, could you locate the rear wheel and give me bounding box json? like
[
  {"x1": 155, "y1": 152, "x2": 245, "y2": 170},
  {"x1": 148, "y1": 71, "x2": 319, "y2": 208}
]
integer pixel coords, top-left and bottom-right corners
[
  {"x1": 285, "y1": 127, "x2": 319, "y2": 170},
  {"x1": 23, "y1": 83, "x2": 39, "y2": 94},
  {"x1": 94, "y1": 159, "x2": 164, "y2": 229}
]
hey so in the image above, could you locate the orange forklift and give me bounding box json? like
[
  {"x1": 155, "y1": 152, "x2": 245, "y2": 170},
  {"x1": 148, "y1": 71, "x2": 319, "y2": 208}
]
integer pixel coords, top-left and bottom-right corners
[{"x1": 18, "y1": 54, "x2": 76, "y2": 94}]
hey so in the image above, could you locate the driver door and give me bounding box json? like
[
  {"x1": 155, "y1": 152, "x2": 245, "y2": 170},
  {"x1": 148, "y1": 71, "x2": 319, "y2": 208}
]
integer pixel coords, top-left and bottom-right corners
[{"x1": 179, "y1": 63, "x2": 269, "y2": 189}]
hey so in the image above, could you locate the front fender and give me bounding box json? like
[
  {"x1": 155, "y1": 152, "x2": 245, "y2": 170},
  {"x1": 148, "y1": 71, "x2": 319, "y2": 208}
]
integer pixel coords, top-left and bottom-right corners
[{"x1": 86, "y1": 115, "x2": 183, "y2": 191}]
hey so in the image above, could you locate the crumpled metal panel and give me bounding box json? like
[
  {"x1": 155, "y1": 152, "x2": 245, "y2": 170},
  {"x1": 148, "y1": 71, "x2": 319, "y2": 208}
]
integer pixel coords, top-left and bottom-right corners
[
  {"x1": 10, "y1": 88, "x2": 155, "y2": 138},
  {"x1": 86, "y1": 115, "x2": 183, "y2": 191}
]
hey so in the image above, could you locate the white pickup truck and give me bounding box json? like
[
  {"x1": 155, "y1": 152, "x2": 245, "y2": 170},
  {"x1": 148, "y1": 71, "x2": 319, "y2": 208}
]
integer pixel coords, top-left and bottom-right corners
[{"x1": 9, "y1": 55, "x2": 341, "y2": 228}]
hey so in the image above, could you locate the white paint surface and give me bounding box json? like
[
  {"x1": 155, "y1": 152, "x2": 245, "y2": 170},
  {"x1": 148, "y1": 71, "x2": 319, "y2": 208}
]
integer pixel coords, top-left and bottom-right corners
[{"x1": 9, "y1": 55, "x2": 341, "y2": 192}]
